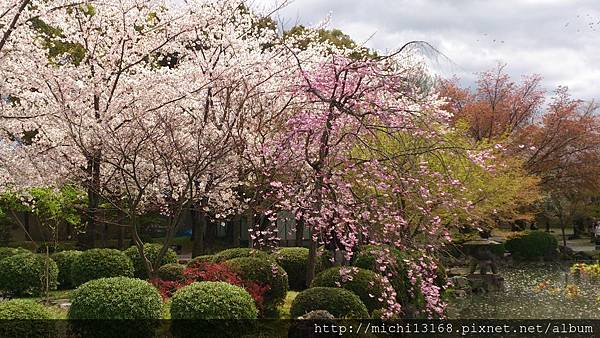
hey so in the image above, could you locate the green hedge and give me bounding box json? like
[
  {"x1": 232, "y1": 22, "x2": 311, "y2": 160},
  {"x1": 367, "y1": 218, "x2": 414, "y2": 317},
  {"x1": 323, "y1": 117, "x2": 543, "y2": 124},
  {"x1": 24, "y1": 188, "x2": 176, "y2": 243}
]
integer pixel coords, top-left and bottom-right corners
[
  {"x1": 170, "y1": 281, "x2": 258, "y2": 319},
  {"x1": 69, "y1": 277, "x2": 162, "y2": 338},
  {"x1": 317, "y1": 247, "x2": 334, "y2": 272},
  {"x1": 0, "y1": 253, "x2": 58, "y2": 295},
  {"x1": 124, "y1": 244, "x2": 178, "y2": 279},
  {"x1": 68, "y1": 277, "x2": 163, "y2": 319},
  {"x1": 170, "y1": 281, "x2": 258, "y2": 337},
  {"x1": 505, "y1": 231, "x2": 558, "y2": 260},
  {"x1": 0, "y1": 247, "x2": 30, "y2": 261},
  {"x1": 71, "y1": 248, "x2": 134, "y2": 286},
  {"x1": 0, "y1": 299, "x2": 54, "y2": 337},
  {"x1": 157, "y1": 263, "x2": 185, "y2": 282},
  {"x1": 213, "y1": 248, "x2": 270, "y2": 263},
  {"x1": 353, "y1": 245, "x2": 411, "y2": 305},
  {"x1": 225, "y1": 257, "x2": 288, "y2": 313},
  {"x1": 187, "y1": 255, "x2": 215, "y2": 267},
  {"x1": 51, "y1": 250, "x2": 82, "y2": 289},
  {"x1": 311, "y1": 266, "x2": 386, "y2": 313},
  {"x1": 273, "y1": 247, "x2": 309, "y2": 290},
  {"x1": 290, "y1": 287, "x2": 369, "y2": 319}
]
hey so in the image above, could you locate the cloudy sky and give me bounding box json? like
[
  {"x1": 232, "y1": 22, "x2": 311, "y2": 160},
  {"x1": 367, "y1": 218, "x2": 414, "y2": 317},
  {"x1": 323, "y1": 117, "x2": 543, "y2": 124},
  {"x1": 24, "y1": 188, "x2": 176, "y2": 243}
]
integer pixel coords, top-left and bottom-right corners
[{"x1": 252, "y1": 0, "x2": 600, "y2": 102}]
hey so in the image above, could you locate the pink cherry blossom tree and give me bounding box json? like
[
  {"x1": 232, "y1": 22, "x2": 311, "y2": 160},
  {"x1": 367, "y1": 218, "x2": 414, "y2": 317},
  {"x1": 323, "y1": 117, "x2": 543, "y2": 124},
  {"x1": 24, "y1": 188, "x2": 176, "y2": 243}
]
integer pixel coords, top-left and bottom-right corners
[{"x1": 256, "y1": 47, "x2": 489, "y2": 316}]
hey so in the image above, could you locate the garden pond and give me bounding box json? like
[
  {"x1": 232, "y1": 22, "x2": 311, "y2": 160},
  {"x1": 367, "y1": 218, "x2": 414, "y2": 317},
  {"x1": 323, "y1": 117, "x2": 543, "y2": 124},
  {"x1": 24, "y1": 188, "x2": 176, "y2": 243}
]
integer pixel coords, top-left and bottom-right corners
[{"x1": 448, "y1": 262, "x2": 600, "y2": 319}]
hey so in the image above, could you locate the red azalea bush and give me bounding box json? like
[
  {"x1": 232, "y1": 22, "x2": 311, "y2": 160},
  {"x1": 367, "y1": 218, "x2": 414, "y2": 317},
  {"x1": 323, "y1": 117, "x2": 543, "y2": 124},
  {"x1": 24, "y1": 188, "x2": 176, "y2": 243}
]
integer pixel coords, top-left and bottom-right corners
[
  {"x1": 150, "y1": 262, "x2": 270, "y2": 311},
  {"x1": 184, "y1": 261, "x2": 242, "y2": 284}
]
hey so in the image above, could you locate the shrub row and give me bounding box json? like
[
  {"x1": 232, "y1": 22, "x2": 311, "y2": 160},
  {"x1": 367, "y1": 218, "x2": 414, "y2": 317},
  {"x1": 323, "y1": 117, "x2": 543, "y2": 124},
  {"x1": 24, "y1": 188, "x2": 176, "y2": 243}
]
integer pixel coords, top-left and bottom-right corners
[
  {"x1": 505, "y1": 230, "x2": 558, "y2": 260},
  {"x1": 124, "y1": 243, "x2": 178, "y2": 279},
  {"x1": 311, "y1": 266, "x2": 386, "y2": 313},
  {"x1": 290, "y1": 287, "x2": 368, "y2": 319},
  {"x1": 71, "y1": 248, "x2": 134, "y2": 286},
  {"x1": 0, "y1": 299, "x2": 54, "y2": 337},
  {"x1": 224, "y1": 257, "x2": 288, "y2": 313},
  {"x1": 0, "y1": 244, "x2": 177, "y2": 294},
  {"x1": 0, "y1": 253, "x2": 58, "y2": 295}
]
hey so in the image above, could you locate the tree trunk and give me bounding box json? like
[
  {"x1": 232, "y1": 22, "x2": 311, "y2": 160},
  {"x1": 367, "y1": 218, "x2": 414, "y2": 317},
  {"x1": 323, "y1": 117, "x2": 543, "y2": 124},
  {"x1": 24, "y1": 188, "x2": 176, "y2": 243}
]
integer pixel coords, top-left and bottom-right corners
[
  {"x1": 131, "y1": 214, "x2": 153, "y2": 279},
  {"x1": 24, "y1": 212, "x2": 30, "y2": 233},
  {"x1": 191, "y1": 210, "x2": 205, "y2": 257},
  {"x1": 246, "y1": 211, "x2": 254, "y2": 248},
  {"x1": 560, "y1": 214, "x2": 567, "y2": 247},
  {"x1": 205, "y1": 218, "x2": 216, "y2": 251},
  {"x1": 83, "y1": 155, "x2": 101, "y2": 249},
  {"x1": 295, "y1": 218, "x2": 304, "y2": 247},
  {"x1": 306, "y1": 227, "x2": 317, "y2": 286},
  {"x1": 233, "y1": 215, "x2": 241, "y2": 247}
]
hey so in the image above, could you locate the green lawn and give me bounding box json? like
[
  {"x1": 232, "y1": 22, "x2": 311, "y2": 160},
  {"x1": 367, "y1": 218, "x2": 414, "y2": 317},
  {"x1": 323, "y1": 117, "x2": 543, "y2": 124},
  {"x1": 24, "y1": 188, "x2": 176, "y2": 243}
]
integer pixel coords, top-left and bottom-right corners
[{"x1": 278, "y1": 291, "x2": 298, "y2": 319}]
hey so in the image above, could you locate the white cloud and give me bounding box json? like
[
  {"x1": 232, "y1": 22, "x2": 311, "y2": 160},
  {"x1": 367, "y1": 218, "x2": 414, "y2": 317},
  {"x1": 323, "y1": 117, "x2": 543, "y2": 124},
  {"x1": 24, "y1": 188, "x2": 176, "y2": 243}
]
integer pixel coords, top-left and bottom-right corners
[{"x1": 252, "y1": 0, "x2": 600, "y2": 101}]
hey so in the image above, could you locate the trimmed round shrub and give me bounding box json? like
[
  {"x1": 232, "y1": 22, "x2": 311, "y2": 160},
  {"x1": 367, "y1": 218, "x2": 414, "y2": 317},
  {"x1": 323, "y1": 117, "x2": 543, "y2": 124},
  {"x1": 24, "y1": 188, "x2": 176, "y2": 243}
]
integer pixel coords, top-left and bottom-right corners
[
  {"x1": 317, "y1": 248, "x2": 334, "y2": 272},
  {"x1": 124, "y1": 243, "x2": 178, "y2": 279},
  {"x1": 157, "y1": 263, "x2": 185, "y2": 282},
  {"x1": 505, "y1": 230, "x2": 558, "y2": 260},
  {"x1": 0, "y1": 253, "x2": 58, "y2": 295},
  {"x1": 69, "y1": 277, "x2": 162, "y2": 338},
  {"x1": 311, "y1": 266, "x2": 386, "y2": 313},
  {"x1": 187, "y1": 254, "x2": 215, "y2": 267},
  {"x1": 0, "y1": 247, "x2": 30, "y2": 261},
  {"x1": 69, "y1": 277, "x2": 163, "y2": 319},
  {"x1": 170, "y1": 281, "x2": 258, "y2": 338},
  {"x1": 225, "y1": 257, "x2": 288, "y2": 312},
  {"x1": 353, "y1": 245, "x2": 397, "y2": 271},
  {"x1": 273, "y1": 247, "x2": 308, "y2": 290},
  {"x1": 290, "y1": 287, "x2": 369, "y2": 319},
  {"x1": 0, "y1": 299, "x2": 54, "y2": 337},
  {"x1": 170, "y1": 281, "x2": 258, "y2": 319},
  {"x1": 70, "y1": 248, "x2": 134, "y2": 286},
  {"x1": 353, "y1": 245, "x2": 411, "y2": 304},
  {"x1": 213, "y1": 248, "x2": 270, "y2": 263},
  {"x1": 36, "y1": 242, "x2": 76, "y2": 254},
  {"x1": 51, "y1": 250, "x2": 82, "y2": 289},
  {"x1": 0, "y1": 299, "x2": 52, "y2": 319}
]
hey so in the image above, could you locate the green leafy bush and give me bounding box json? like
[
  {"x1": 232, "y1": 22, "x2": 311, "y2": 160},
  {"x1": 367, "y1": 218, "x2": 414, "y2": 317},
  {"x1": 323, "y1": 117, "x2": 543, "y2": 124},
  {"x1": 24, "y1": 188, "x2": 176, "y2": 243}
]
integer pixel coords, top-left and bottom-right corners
[
  {"x1": 0, "y1": 300, "x2": 52, "y2": 320},
  {"x1": 51, "y1": 250, "x2": 82, "y2": 289},
  {"x1": 0, "y1": 253, "x2": 58, "y2": 295},
  {"x1": 0, "y1": 247, "x2": 30, "y2": 261},
  {"x1": 170, "y1": 281, "x2": 258, "y2": 319},
  {"x1": 71, "y1": 248, "x2": 134, "y2": 286},
  {"x1": 0, "y1": 299, "x2": 54, "y2": 337},
  {"x1": 505, "y1": 231, "x2": 558, "y2": 260},
  {"x1": 157, "y1": 263, "x2": 185, "y2": 282},
  {"x1": 316, "y1": 247, "x2": 334, "y2": 272},
  {"x1": 69, "y1": 277, "x2": 162, "y2": 338},
  {"x1": 225, "y1": 257, "x2": 288, "y2": 313},
  {"x1": 36, "y1": 242, "x2": 78, "y2": 254},
  {"x1": 213, "y1": 248, "x2": 270, "y2": 263},
  {"x1": 124, "y1": 243, "x2": 178, "y2": 279},
  {"x1": 311, "y1": 266, "x2": 386, "y2": 313},
  {"x1": 170, "y1": 281, "x2": 258, "y2": 338},
  {"x1": 69, "y1": 277, "x2": 163, "y2": 319},
  {"x1": 353, "y1": 245, "x2": 411, "y2": 305},
  {"x1": 187, "y1": 255, "x2": 215, "y2": 267},
  {"x1": 273, "y1": 247, "x2": 308, "y2": 290},
  {"x1": 290, "y1": 287, "x2": 369, "y2": 319}
]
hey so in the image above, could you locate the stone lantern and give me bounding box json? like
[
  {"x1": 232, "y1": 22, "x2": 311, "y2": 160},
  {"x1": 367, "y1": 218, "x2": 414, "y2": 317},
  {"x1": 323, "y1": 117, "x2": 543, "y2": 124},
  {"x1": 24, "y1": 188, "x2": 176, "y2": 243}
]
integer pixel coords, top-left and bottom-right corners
[{"x1": 463, "y1": 238, "x2": 505, "y2": 292}]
